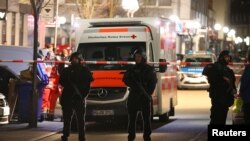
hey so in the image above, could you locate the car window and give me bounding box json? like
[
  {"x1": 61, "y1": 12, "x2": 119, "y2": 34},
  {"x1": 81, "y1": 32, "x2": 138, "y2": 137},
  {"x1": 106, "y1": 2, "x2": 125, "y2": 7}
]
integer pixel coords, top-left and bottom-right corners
[
  {"x1": 185, "y1": 57, "x2": 212, "y2": 62},
  {"x1": 182, "y1": 54, "x2": 215, "y2": 64},
  {"x1": 0, "y1": 66, "x2": 19, "y2": 96},
  {"x1": 0, "y1": 69, "x2": 9, "y2": 96}
]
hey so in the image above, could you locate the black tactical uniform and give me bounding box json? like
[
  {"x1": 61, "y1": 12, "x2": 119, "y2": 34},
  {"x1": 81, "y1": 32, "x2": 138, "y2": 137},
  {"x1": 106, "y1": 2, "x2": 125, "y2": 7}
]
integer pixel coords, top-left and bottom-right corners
[
  {"x1": 203, "y1": 50, "x2": 236, "y2": 125},
  {"x1": 123, "y1": 49, "x2": 157, "y2": 141},
  {"x1": 59, "y1": 52, "x2": 93, "y2": 141}
]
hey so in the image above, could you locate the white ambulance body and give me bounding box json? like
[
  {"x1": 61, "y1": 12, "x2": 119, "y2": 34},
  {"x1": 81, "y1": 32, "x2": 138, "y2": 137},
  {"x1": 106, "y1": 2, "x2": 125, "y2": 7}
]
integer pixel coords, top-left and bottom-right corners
[{"x1": 75, "y1": 17, "x2": 177, "y2": 122}]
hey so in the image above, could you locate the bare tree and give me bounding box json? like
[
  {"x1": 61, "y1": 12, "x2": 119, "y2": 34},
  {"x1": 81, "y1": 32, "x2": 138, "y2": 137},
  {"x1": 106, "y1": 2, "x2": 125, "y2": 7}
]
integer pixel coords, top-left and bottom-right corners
[
  {"x1": 19, "y1": 0, "x2": 46, "y2": 128},
  {"x1": 79, "y1": 0, "x2": 118, "y2": 19},
  {"x1": 29, "y1": 0, "x2": 45, "y2": 128}
]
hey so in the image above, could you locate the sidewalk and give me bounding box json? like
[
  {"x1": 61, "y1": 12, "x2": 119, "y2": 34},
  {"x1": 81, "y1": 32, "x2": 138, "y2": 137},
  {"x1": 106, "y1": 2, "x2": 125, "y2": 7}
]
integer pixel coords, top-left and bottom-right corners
[
  {"x1": 0, "y1": 119, "x2": 209, "y2": 141},
  {"x1": 0, "y1": 120, "x2": 63, "y2": 141},
  {"x1": 0, "y1": 97, "x2": 63, "y2": 141}
]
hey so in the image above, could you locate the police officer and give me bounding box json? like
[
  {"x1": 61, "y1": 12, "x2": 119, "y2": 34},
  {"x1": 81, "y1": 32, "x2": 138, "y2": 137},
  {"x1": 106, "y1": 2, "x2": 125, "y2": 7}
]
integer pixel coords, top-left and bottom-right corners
[
  {"x1": 59, "y1": 52, "x2": 93, "y2": 141},
  {"x1": 240, "y1": 58, "x2": 250, "y2": 124},
  {"x1": 58, "y1": 49, "x2": 70, "y2": 75},
  {"x1": 203, "y1": 50, "x2": 236, "y2": 125},
  {"x1": 123, "y1": 49, "x2": 157, "y2": 141}
]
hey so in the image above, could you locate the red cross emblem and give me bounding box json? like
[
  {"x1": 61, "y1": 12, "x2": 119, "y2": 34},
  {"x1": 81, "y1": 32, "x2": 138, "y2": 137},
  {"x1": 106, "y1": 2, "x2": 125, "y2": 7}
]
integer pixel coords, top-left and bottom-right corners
[{"x1": 131, "y1": 34, "x2": 137, "y2": 39}]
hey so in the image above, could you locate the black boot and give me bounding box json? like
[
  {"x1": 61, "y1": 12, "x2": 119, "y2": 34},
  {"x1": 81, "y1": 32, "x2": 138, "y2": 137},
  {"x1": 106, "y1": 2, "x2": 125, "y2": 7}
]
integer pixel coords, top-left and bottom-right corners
[
  {"x1": 39, "y1": 113, "x2": 47, "y2": 122},
  {"x1": 61, "y1": 136, "x2": 68, "y2": 141},
  {"x1": 47, "y1": 114, "x2": 54, "y2": 121}
]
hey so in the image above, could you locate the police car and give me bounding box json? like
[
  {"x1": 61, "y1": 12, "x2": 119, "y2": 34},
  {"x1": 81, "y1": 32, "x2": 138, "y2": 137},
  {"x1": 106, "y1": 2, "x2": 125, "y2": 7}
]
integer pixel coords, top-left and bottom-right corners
[{"x1": 177, "y1": 52, "x2": 217, "y2": 89}]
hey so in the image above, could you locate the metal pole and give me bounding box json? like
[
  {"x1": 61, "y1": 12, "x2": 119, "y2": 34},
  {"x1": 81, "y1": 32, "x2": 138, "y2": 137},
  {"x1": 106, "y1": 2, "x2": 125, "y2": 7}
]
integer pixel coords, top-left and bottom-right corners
[
  {"x1": 188, "y1": 29, "x2": 193, "y2": 52},
  {"x1": 69, "y1": 14, "x2": 73, "y2": 49},
  {"x1": 54, "y1": 0, "x2": 59, "y2": 49},
  {"x1": 177, "y1": 0, "x2": 180, "y2": 17},
  {"x1": 205, "y1": 27, "x2": 208, "y2": 52}
]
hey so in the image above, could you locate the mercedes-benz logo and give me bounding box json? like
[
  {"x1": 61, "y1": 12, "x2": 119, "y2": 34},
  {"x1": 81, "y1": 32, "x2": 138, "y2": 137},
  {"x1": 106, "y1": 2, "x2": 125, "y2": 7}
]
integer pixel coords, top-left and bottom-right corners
[{"x1": 97, "y1": 88, "x2": 108, "y2": 98}]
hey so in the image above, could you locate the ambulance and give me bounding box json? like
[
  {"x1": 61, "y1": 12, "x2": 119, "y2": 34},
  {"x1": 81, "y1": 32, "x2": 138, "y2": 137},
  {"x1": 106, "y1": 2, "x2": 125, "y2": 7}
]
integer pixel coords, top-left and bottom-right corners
[{"x1": 74, "y1": 17, "x2": 177, "y2": 122}]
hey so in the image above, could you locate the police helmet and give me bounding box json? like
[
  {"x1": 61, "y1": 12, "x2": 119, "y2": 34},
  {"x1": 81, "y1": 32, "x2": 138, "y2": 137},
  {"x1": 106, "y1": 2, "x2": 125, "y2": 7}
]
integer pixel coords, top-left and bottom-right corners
[
  {"x1": 218, "y1": 50, "x2": 230, "y2": 59},
  {"x1": 133, "y1": 49, "x2": 147, "y2": 59},
  {"x1": 69, "y1": 52, "x2": 83, "y2": 62},
  {"x1": 218, "y1": 50, "x2": 233, "y2": 64}
]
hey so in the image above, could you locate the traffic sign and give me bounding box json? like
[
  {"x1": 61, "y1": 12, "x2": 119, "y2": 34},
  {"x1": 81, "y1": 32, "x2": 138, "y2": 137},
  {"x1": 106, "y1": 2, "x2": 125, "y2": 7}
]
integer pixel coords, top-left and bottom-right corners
[
  {"x1": 41, "y1": 4, "x2": 54, "y2": 19},
  {"x1": 0, "y1": 10, "x2": 6, "y2": 20},
  {"x1": 41, "y1": 4, "x2": 54, "y2": 24}
]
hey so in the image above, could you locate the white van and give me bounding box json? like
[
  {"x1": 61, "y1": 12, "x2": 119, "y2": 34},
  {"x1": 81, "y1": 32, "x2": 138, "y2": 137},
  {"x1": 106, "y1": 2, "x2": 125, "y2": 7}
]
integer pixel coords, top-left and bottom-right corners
[{"x1": 75, "y1": 17, "x2": 178, "y2": 122}]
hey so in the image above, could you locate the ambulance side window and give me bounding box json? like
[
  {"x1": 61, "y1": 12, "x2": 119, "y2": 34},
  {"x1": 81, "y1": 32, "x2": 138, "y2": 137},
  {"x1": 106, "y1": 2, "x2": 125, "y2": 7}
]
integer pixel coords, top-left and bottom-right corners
[
  {"x1": 105, "y1": 47, "x2": 118, "y2": 61},
  {"x1": 149, "y1": 43, "x2": 154, "y2": 62},
  {"x1": 92, "y1": 51, "x2": 104, "y2": 60}
]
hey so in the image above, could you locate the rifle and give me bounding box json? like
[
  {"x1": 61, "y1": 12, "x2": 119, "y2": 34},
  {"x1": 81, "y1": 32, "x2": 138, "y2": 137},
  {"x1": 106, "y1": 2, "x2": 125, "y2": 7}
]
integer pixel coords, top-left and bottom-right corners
[
  {"x1": 70, "y1": 82, "x2": 84, "y2": 100},
  {"x1": 68, "y1": 70, "x2": 83, "y2": 100},
  {"x1": 133, "y1": 80, "x2": 151, "y2": 102},
  {"x1": 127, "y1": 69, "x2": 151, "y2": 102}
]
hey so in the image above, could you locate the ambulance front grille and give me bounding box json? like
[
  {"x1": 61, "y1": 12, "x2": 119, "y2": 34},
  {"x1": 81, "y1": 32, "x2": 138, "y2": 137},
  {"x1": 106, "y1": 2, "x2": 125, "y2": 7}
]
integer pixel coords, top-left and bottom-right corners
[{"x1": 87, "y1": 87, "x2": 126, "y2": 101}]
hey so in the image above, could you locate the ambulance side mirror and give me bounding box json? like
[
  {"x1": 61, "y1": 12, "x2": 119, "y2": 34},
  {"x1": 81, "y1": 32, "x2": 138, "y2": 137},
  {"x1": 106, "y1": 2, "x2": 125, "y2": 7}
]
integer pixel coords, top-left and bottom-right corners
[{"x1": 159, "y1": 59, "x2": 167, "y2": 73}]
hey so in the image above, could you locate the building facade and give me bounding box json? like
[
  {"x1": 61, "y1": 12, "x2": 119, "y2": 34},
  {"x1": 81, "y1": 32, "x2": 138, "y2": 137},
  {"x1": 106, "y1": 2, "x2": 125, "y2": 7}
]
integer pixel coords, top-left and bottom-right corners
[
  {"x1": 54, "y1": 0, "x2": 210, "y2": 54},
  {"x1": 1, "y1": 0, "x2": 211, "y2": 55},
  {"x1": 230, "y1": 0, "x2": 250, "y2": 59},
  {"x1": 0, "y1": 0, "x2": 45, "y2": 47}
]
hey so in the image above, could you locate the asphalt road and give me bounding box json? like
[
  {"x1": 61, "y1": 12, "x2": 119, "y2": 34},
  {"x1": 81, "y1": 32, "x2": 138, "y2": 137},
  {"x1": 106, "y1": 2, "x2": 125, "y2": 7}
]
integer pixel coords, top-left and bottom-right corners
[{"x1": 37, "y1": 89, "x2": 233, "y2": 141}]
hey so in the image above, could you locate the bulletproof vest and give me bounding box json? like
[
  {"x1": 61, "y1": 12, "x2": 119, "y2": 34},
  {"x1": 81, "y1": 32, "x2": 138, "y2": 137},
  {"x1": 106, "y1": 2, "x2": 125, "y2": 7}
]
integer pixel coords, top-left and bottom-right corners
[{"x1": 203, "y1": 63, "x2": 216, "y2": 84}]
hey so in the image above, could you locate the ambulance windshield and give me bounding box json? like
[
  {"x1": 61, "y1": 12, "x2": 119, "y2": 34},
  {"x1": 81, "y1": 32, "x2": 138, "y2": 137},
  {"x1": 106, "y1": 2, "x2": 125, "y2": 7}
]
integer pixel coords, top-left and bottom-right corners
[{"x1": 77, "y1": 42, "x2": 146, "y2": 70}]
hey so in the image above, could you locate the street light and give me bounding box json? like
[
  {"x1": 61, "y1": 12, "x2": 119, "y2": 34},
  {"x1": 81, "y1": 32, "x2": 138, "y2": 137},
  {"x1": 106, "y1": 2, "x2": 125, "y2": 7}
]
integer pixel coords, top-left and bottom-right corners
[
  {"x1": 228, "y1": 29, "x2": 236, "y2": 38},
  {"x1": 214, "y1": 23, "x2": 222, "y2": 31},
  {"x1": 235, "y1": 37, "x2": 243, "y2": 44},
  {"x1": 58, "y1": 16, "x2": 66, "y2": 25},
  {"x1": 244, "y1": 36, "x2": 250, "y2": 46},
  {"x1": 213, "y1": 23, "x2": 236, "y2": 51},
  {"x1": 213, "y1": 23, "x2": 223, "y2": 55},
  {"x1": 222, "y1": 26, "x2": 229, "y2": 34},
  {"x1": 122, "y1": 0, "x2": 139, "y2": 17},
  {"x1": 222, "y1": 26, "x2": 229, "y2": 49}
]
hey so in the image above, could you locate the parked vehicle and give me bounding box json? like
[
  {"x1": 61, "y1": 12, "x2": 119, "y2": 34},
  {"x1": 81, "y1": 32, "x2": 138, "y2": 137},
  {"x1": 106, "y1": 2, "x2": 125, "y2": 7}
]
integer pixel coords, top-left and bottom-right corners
[
  {"x1": 0, "y1": 65, "x2": 20, "y2": 96},
  {"x1": 177, "y1": 52, "x2": 217, "y2": 89},
  {"x1": 0, "y1": 93, "x2": 10, "y2": 125},
  {"x1": 74, "y1": 17, "x2": 178, "y2": 122},
  {"x1": 0, "y1": 65, "x2": 19, "y2": 124}
]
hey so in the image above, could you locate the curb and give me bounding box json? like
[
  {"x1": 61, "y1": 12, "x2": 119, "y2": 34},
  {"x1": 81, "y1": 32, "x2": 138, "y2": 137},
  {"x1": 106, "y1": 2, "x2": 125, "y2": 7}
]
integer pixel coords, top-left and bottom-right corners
[{"x1": 28, "y1": 128, "x2": 62, "y2": 141}]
